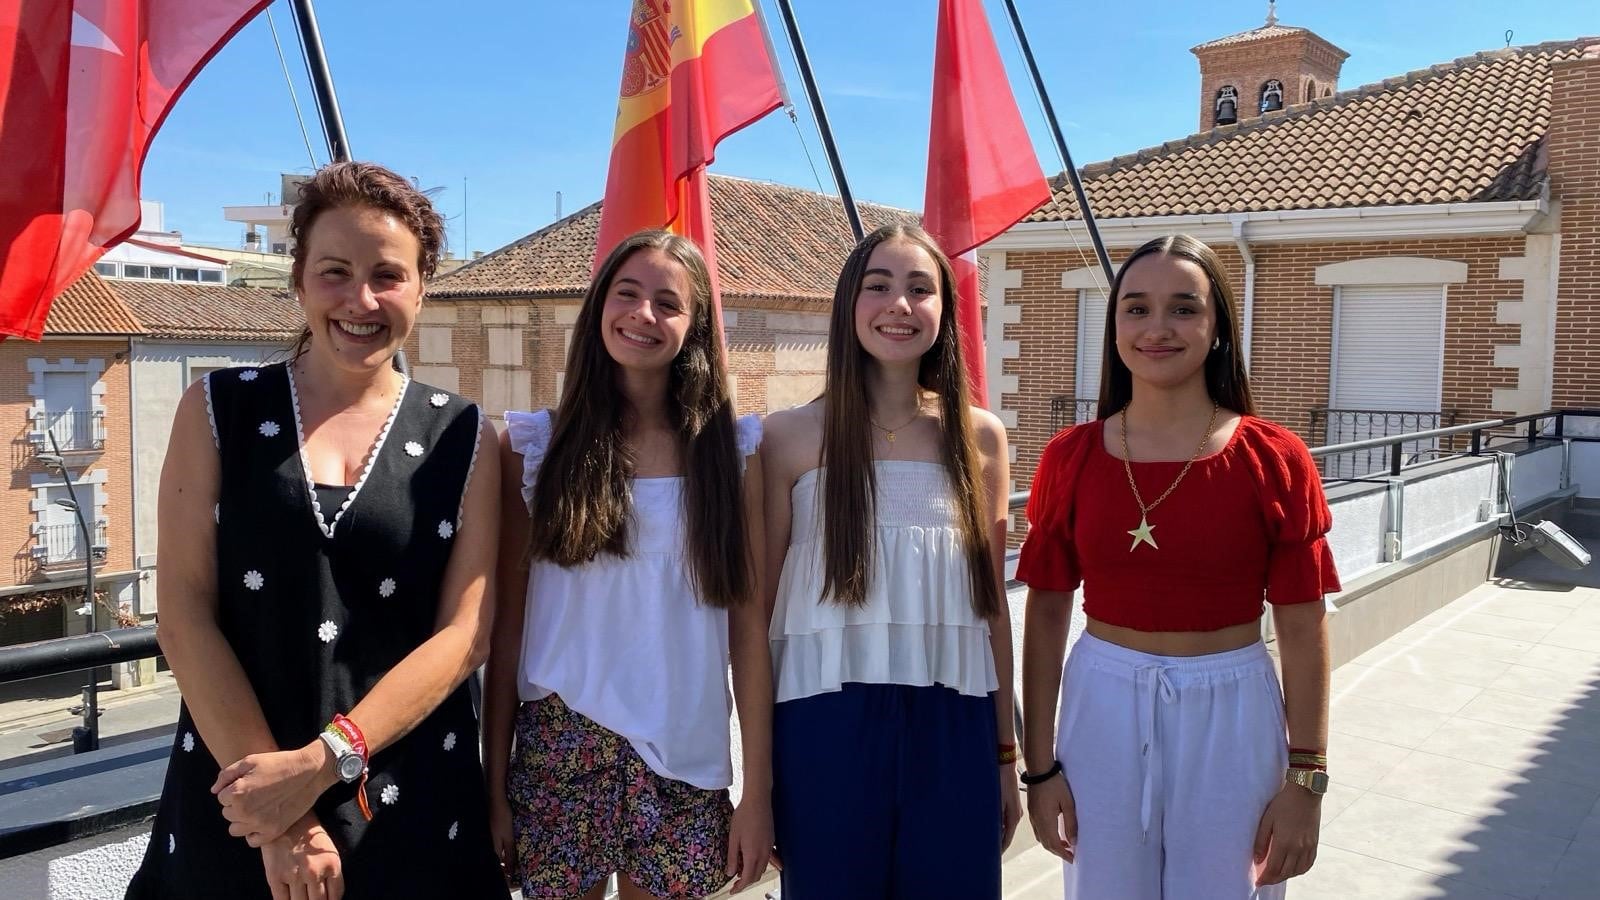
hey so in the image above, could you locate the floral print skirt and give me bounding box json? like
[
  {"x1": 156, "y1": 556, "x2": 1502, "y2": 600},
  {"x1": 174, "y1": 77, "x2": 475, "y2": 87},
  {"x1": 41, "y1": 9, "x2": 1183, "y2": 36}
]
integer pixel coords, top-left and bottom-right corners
[{"x1": 508, "y1": 694, "x2": 734, "y2": 899}]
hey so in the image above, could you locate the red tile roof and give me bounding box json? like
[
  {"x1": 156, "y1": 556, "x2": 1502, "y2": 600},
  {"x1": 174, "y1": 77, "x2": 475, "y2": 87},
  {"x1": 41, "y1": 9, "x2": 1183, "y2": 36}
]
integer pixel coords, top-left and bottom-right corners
[
  {"x1": 1031, "y1": 39, "x2": 1595, "y2": 222},
  {"x1": 428, "y1": 174, "x2": 916, "y2": 303},
  {"x1": 42, "y1": 271, "x2": 145, "y2": 336},
  {"x1": 110, "y1": 280, "x2": 301, "y2": 341}
]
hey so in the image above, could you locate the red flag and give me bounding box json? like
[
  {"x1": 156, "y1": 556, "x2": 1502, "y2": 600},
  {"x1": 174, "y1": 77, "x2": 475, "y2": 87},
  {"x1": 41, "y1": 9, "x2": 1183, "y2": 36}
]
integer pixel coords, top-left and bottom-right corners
[
  {"x1": 922, "y1": 0, "x2": 1049, "y2": 407},
  {"x1": 0, "y1": 0, "x2": 270, "y2": 340},
  {"x1": 593, "y1": 0, "x2": 783, "y2": 331}
]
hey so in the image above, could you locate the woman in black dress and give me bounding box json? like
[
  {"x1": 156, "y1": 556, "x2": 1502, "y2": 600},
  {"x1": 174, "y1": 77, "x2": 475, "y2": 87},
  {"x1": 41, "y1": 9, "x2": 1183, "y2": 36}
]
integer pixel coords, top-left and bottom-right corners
[{"x1": 126, "y1": 161, "x2": 507, "y2": 899}]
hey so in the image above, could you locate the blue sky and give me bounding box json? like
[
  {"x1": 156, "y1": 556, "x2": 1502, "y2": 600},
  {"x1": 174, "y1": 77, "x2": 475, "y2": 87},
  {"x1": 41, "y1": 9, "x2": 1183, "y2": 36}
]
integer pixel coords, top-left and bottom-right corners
[{"x1": 143, "y1": 1, "x2": 1596, "y2": 255}]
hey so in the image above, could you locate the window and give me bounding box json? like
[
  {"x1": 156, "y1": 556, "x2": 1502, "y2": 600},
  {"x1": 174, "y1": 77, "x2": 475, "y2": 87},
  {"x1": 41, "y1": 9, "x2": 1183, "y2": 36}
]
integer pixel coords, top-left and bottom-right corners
[
  {"x1": 176, "y1": 267, "x2": 200, "y2": 282},
  {"x1": 199, "y1": 269, "x2": 224, "y2": 283},
  {"x1": 1076, "y1": 289, "x2": 1108, "y2": 423},
  {"x1": 1215, "y1": 85, "x2": 1239, "y2": 126},
  {"x1": 1328, "y1": 284, "x2": 1446, "y2": 477},
  {"x1": 148, "y1": 266, "x2": 172, "y2": 280},
  {"x1": 123, "y1": 264, "x2": 149, "y2": 279},
  {"x1": 1304, "y1": 79, "x2": 1318, "y2": 103},
  {"x1": 1260, "y1": 79, "x2": 1285, "y2": 113},
  {"x1": 93, "y1": 262, "x2": 117, "y2": 276}
]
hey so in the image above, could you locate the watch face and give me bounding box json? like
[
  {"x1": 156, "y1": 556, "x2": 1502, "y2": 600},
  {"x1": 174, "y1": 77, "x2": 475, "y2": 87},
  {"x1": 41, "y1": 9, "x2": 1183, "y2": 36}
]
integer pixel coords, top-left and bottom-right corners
[
  {"x1": 1311, "y1": 771, "x2": 1330, "y2": 793},
  {"x1": 338, "y1": 754, "x2": 365, "y2": 783}
]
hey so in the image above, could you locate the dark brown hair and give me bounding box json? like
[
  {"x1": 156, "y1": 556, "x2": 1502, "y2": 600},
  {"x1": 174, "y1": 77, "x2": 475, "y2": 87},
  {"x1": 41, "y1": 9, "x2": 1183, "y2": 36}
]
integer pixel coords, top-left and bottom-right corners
[
  {"x1": 525, "y1": 230, "x2": 750, "y2": 609},
  {"x1": 287, "y1": 161, "x2": 446, "y2": 357},
  {"x1": 819, "y1": 224, "x2": 999, "y2": 617},
  {"x1": 1096, "y1": 234, "x2": 1255, "y2": 418}
]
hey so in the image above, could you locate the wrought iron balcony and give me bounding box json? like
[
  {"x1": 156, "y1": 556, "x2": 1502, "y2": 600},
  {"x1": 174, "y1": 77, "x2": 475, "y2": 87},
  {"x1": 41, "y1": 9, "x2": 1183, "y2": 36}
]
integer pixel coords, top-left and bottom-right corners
[
  {"x1": 31, "y1": 522, "x2": 109, "y2": 572},
  {"x1": 1049, "y1": 396, "x2": 1099, "y2": 432},
  {"x1": 1308, "y1": 407, "x2": 1460, "y2": 479},
  {"x1": 28, "y1": 410, "x2": 106, "y2": 453}
]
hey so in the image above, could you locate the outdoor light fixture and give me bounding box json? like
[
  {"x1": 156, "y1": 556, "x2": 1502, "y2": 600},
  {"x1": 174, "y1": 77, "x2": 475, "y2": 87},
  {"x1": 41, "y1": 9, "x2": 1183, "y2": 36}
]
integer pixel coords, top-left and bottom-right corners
[
  {"x1": 1495, "y1": 453, "x2": 1593, "y2": 571},
  {"x1": 36, "y1": 452, "x2": 65, "y2": 471}
]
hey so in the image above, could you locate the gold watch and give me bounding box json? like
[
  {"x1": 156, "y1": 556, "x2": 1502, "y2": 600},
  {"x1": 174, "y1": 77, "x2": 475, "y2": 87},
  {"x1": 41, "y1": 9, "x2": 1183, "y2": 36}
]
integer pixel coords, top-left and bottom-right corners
[{"x1": 1285, "y1": 768, "x2": 1329, "y2": 795}]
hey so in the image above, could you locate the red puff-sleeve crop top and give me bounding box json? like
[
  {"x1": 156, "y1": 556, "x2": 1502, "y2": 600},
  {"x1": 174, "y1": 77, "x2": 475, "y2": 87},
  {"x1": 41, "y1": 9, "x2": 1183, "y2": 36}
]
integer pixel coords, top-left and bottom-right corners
[{"x1": 1015, "y1": 415, "x2": 1340, "y2": 632}]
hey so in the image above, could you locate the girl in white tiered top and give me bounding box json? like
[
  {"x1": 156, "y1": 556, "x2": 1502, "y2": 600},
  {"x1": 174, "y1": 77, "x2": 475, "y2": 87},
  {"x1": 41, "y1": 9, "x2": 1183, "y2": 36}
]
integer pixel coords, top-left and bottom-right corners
[
  {"x1": 761, "y1": 225, "x2": 1021, "y2": 899},
  {"x1": 483, "y1": 232, "x2": 773, "y2": 900}
]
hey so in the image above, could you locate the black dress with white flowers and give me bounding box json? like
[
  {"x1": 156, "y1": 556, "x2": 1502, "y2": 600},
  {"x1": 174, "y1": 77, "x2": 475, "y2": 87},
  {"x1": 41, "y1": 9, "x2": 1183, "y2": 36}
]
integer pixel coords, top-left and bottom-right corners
[{"x1": 126, "y1": 362, "x2": 507, "y2": 899}]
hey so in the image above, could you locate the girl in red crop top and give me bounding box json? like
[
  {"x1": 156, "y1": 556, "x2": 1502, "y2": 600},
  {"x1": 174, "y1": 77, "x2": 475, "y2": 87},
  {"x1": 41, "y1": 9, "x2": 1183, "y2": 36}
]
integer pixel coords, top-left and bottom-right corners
[{"x1": 1017, "y1": 235, "x2": 1339, "y2": 899}]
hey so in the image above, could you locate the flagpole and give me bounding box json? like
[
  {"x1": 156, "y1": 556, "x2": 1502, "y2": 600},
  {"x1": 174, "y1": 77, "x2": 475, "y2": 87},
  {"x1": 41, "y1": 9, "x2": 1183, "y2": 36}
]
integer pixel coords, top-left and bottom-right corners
[
  {"x1": 770, "y1": 0, "x2": 865, "y2": 241},
  {"x1": 288, "y1": 0, "x2": 352, "y2": 163},
  {"x1": 998, "y1": 0, "x2": 1114, "y2": 285}
]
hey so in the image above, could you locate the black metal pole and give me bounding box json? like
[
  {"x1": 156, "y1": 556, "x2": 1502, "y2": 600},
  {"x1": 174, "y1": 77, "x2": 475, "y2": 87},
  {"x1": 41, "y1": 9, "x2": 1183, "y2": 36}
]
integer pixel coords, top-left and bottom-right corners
[
  {"x1": 288, "y1": 0, "x2": 352, "y2": 163},
  {"x1": 998, "y1": 0, "x2": 1115, "y2": 285},
  {"x1": 771, "y1": 0, "x2": 865, "y2": 241},
  {"x1": 47, "y1": 431, "x2": 98, "y2": 753}
]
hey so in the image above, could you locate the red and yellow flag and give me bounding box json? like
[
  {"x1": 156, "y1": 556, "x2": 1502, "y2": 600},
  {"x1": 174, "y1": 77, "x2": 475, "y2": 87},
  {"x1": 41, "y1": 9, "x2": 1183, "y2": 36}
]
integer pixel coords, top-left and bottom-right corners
[{"x1": 592, "y1": 0, "x2": 783, "y2": 298}]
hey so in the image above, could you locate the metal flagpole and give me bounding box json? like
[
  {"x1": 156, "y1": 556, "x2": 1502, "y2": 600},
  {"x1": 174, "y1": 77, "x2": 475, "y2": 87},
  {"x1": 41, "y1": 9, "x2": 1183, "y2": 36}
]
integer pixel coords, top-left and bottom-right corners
[
  {"x1": 288, "y1": 0, "x2": 352, "y2": 163},
  {"x1": 998, "y1": 0, "x2": 1115, "y2": 285},
  {"x1": 770, "y1": 0, "x2": 865, "y2": 241}
]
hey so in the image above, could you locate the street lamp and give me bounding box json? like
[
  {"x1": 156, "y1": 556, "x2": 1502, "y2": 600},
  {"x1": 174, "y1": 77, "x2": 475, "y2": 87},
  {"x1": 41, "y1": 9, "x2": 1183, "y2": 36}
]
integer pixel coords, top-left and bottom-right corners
[{"x1": 37, "y1": 439, "x2": 100, "y2": 753}]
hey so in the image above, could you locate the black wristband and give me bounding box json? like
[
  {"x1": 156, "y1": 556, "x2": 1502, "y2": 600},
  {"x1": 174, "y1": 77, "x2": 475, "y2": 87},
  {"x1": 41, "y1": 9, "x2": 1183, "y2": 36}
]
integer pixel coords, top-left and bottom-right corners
[{"x1": 1019, "y1": 760, "x2": 1063, "y2": 786}]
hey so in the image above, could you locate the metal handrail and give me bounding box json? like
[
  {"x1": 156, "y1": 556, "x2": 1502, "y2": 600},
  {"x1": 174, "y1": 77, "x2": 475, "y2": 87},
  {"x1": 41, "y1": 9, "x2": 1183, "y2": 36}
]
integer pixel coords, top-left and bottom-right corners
[{"x1": 3, "y1": 409, "x2": 1597, "y2": 690}]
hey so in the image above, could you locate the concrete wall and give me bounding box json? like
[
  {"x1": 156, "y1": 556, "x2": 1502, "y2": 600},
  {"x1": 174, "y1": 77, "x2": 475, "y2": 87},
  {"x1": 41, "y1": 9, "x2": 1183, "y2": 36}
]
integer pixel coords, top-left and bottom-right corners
[{"x1": 0, "y1": 823, "x2": 149, "y2": 899}]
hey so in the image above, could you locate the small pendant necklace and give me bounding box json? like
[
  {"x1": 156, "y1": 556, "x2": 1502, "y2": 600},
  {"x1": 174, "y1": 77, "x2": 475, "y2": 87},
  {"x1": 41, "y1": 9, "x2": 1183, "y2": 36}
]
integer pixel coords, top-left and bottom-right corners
[
  {"x1": 869, "y1": 404, "x2": 924, "y2": 452},
  {"x1": 1119, "y1": 400, "x2": 1220, "y2": 552}
]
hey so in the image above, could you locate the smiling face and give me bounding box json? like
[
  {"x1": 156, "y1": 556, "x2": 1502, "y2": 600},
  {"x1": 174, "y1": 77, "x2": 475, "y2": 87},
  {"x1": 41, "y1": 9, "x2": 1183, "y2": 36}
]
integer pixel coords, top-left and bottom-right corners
[
  {"x1": 853, "y1": 239, "x2": 943, "y2": 367},
  {"x1": 598, "y1": 247, "x2": 693, "y2": 374},
  {"x1": 1112, "y1": 251, "x2": 1218, "y2": 393},
  {"x1": 296, "y1": 205, "x2": 424, "y2": 374}
]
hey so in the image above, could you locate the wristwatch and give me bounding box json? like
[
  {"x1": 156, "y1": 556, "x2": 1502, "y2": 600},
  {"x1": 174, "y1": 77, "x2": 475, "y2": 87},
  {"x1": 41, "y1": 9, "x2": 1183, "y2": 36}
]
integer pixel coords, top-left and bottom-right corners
[
  {"x1": 1285, "y1": 767, "x2": 1329, "y2": 795},
  {"x1": 320, "y1": 727, "x2": 367, "y2": 784}
]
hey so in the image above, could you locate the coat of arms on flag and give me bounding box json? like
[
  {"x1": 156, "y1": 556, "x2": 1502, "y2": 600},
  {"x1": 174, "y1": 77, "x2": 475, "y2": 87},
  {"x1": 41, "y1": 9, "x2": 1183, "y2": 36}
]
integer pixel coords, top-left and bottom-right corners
[{"x1": 621, "y1": 0, "x2": 675, "y2": 99}]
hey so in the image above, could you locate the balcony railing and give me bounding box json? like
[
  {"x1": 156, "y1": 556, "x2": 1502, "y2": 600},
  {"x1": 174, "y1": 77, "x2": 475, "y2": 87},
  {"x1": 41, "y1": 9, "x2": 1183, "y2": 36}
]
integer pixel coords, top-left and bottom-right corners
[
  {"x1": 1308, "y1": 407, "x2": 1459, "y2": 479},
  {"x1": 32, "y1": 522, "x2": 109, "y2": 569},
  {"x1": 29, "y1": 410, "x2": 106, "y2": 453},
  {"x1": 1050, "y1": 396, "x2": 1099, "y2": 432}
]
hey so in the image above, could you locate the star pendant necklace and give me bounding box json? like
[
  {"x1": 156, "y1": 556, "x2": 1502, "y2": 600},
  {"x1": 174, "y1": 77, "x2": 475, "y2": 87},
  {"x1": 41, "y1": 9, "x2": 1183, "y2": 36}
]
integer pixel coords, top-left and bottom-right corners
[{"x1": 1120, "y1": 399, "x2": 1220, "y2": 551}]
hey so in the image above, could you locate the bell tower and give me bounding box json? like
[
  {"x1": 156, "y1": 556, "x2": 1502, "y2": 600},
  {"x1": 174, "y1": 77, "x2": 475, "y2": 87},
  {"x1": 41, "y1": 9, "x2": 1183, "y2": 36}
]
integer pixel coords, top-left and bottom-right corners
[{"x1": 1191, "y1": 2, "x2": 1348, "y2": 131}]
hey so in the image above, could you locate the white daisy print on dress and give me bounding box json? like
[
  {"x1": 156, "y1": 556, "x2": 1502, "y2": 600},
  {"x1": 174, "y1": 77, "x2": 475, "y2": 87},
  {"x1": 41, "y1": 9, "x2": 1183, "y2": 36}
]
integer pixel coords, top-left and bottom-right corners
[
  {"x1": 318, "y1": 621, "x2": 338, "y2": 643},
  {"x1": 182, "y1": 732, "x2": 195, "y2": 753},
  {"x1": 381, "y1": 783, "x2": 399, "y2": 805},
  {"x1": 403, "y1": 441, "x2": 424, "y2": 457},
  {"x1": 258, "y1": 420, "x2": 280, "y2": 438},
  {"x1": 378, "y1": 578, "x2": 396, "y2": 598},
  {"x1": 430, "y1": 392, "x2": 449, "y2": 408},
  {"x1": 442, "y1": 732, "x2": 457, "y2": 752},
  {"x1": 239, "y1": 369, "x2": 259, "y2": 382},
  {"x1": 243, "y1": 570, "x2": 264, "y2": 591},
  {"x1": 448, "y1": 821, "x2": 459, "y2": 840},
  {"x1": 437, "y1": 520, "x2": 454, "y2": 540}
]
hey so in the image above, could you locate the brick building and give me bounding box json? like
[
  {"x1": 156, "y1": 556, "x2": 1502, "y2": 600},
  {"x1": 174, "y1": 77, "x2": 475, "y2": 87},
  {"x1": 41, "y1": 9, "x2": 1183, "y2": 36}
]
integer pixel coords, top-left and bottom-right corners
[
  {"x1": 0, "y1": 274, "x2": 142, "y2": 647},
  {"x1": 419, "y1": 174, "x2": 914, "y2": 419},
  {"x1": 984, "y1": 22, "x2": 1600, "y2": 497}
]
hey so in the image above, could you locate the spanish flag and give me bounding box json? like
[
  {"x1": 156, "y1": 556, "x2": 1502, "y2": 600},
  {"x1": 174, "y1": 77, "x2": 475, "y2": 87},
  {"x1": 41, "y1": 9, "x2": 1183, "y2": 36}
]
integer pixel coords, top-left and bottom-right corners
[{"x1": 592, "y1": 0, "x2": 783, "y2": 292}]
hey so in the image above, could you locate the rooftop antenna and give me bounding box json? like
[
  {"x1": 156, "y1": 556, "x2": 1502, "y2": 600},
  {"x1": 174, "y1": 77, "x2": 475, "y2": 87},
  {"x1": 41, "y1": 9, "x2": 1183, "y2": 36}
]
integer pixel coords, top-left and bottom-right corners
[
  {"x1": 1505, "y1": 29, "x2": 1514, "y2": 48},
  {"x1": 555, "y1": 191, "x2": 562, "y2": 220},
  {"x1": 1266, "y1": 0, "x2": 1277, "y2": 26},
  {"x1": 462, "y1": 176, "x2": 468, "y2": 260}
]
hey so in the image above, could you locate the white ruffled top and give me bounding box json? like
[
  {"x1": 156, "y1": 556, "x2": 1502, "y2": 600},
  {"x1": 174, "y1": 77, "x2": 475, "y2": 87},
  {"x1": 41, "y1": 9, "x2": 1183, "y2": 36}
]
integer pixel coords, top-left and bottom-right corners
[
  {"x1": 771, "y1": 460, "x2": 999, "y2": 703},
  {"x1": 505, "y1": 409, "x2": 761, "y2": 790}
]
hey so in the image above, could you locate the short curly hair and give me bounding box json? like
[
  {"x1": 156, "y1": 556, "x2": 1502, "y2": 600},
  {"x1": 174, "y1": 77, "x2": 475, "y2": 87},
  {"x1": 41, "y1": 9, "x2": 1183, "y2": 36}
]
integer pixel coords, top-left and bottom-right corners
[{"x1": 289, "y1": 161, "x2": 445, "y2": 285}]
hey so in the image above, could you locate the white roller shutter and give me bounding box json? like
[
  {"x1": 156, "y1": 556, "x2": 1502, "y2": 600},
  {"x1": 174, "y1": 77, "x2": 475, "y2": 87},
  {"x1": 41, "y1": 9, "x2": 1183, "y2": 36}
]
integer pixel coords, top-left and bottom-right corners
[
  {"x1": 1076, "y1": 289, "x2": 1107, "y2": 422},
  {"x1": 1331, "y1": 285, "x2": 1444, "y2": 411},
  {"x1": 1327, "y1": 284, "x2": 1446, "y2": 476}
]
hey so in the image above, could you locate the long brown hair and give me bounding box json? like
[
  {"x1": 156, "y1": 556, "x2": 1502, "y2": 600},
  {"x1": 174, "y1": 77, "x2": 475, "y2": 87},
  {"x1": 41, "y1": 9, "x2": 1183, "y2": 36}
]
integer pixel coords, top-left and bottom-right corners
[
  {"x1": 525, "y1": 230, "x2": 749, "y2": 609},
  {"x1": 819, "y1": 224, "x2": 999, "y2": 617},
  {"x1": 286, "y1": 161, "x2": 446, "y2": 359},
  {"x1": 1096, "y1": 234, "x2": 1255, "y2": 417}
]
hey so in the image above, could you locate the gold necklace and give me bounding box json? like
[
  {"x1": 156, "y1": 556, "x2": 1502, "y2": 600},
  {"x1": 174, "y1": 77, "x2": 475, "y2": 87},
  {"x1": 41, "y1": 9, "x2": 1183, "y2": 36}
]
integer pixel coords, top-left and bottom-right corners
[
  {"x1": 869, "y1": 405, "x2": 924, "y2": 447},
  {"x1": 1119, "y1": 400, "x2": 1220, "y2": 551}
]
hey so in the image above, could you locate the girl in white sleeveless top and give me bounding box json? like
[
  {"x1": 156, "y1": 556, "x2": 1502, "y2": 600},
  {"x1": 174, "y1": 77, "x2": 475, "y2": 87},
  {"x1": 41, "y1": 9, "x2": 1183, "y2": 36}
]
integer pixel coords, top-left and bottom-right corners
[
  {"x1": 761, "y1": 225, "x2": 1021, "y2": 898},
  {"x1": 482, "y1": 231, "x2": 772, "y2": 900}
]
